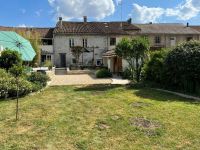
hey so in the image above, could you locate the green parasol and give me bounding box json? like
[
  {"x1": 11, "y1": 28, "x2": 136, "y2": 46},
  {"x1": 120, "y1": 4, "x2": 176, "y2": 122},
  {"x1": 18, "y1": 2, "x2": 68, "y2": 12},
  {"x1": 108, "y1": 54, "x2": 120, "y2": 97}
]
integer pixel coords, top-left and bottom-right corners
[{"x1": 0, "y1": 31, "x2": 36, "y2": 61}]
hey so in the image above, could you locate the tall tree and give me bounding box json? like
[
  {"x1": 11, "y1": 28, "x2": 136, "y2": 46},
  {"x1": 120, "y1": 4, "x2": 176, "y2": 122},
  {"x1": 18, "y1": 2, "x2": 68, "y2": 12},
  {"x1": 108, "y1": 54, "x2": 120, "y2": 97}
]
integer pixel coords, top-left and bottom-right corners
[
  {"x1": 18, "y1": 30, "x2": 41, "y2": 67},
  {"x1": 131, "y1": 37, "x2": 150, "y2": 82},
  {"x1": 116, "y1": 37, "x2": 149, "y2": 82}
]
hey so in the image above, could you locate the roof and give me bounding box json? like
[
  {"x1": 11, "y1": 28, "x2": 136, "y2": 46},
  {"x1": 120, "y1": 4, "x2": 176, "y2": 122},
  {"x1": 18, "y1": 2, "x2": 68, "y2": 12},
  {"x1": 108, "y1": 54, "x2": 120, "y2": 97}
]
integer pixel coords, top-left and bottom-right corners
[
  {"x1": 190, "y1": 26, "x2": 200, "y2": 32},
  {"x1": 0, "y1": 26, "x2": 54, "y2": 38},
  {"x1": 135, "y1": 23, "x2": 200, "y2": 35},
  {"x1": 54, "y1": 21, "x2": 140, "y2": 35},
  {"x1": 102, "y1": 50, "x2": 117, "y2": 57}
]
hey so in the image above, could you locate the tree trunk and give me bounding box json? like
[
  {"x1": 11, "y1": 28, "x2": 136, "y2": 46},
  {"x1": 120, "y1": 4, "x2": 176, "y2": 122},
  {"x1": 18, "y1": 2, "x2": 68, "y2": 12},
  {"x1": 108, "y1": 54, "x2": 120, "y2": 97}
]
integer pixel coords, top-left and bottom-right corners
[
  {"x1": 136, "y1": 56, "x2": 140, "y2": 83},
  {"x1": 16, "y1": 78, "x2": 19, "y2": 121}
]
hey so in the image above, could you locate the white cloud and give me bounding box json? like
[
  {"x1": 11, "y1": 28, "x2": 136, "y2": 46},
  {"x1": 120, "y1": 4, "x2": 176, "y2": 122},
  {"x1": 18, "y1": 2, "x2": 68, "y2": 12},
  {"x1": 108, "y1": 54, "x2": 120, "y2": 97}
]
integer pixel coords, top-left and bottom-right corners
[
  {"x1": 166, "y1": 0, "x2": 200, "y2": 20},
  {"x1": 130, "y1": 0, "x2": 200, "y2": 23},
  {"x1": 48, "y1": 0, "x2": 115, "y2": 20},
  {"x1": 17, "y1": 24, "x2": 34, "y2": 28},
  {"x1": 116, "y1": 0, "x2": 122, "y2": 5},
  {"x1": 130, "y1": 4, "x2": 165, "y2": 23},
  {"x1": 18, "y1": 24, "x2": 27, "y2": 27}
]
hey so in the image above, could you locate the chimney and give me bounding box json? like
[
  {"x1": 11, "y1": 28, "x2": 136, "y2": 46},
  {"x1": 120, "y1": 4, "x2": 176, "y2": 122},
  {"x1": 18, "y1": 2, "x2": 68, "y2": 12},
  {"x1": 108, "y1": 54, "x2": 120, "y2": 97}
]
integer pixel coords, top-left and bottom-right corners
[
  {"x1": 83, "y1": 16, "x2": 87, "y2": 23},
  {"x1": 187, "y1": 22, "x2": 189, "y2": 27},
  {"x1": 127, "y1": 18, "x2": 132, "y2": 24},
  {"x1": 59, "y1": 17, "x2": 63, "y2": 28}
]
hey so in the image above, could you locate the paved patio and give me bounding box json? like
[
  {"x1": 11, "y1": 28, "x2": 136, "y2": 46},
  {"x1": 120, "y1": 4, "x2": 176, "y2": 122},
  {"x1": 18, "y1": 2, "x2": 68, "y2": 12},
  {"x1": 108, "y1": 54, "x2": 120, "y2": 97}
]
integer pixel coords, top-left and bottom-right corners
[
  {"x1": 49, "y1": 74, "x2": 112, "y2": 86},
  {"x1": 47, "y1": 69, "x2": 130, "y2": 86}
]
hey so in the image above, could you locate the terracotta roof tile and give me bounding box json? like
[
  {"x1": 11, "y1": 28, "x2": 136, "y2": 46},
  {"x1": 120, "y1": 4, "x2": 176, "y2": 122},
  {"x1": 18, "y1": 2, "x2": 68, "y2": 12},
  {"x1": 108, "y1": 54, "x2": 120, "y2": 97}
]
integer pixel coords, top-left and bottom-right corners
[
  {"x1": 135, "y1": 23, "x2": 200, "y2": 35},
  {"x1": 54, "y1": 21, "x2": 140, "y2": 35}
]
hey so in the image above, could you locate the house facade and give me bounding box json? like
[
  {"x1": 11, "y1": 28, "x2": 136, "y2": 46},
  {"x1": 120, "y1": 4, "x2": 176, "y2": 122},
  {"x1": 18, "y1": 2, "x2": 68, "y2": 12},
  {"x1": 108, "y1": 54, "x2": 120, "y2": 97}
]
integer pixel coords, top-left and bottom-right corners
[
  {"x1": 52, "y1": 17, "x2": 140, "y2": 68},
  {"x1": 1, "y1": 17, "x2": 200, "y2": 73}
]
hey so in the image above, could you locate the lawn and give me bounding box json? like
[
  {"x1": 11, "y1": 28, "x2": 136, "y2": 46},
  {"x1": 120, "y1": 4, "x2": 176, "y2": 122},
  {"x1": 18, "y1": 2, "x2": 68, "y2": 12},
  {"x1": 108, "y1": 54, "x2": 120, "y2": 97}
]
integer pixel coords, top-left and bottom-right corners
[{"x1": 0, "y1": 85, "x2": 200, "y2": 149}]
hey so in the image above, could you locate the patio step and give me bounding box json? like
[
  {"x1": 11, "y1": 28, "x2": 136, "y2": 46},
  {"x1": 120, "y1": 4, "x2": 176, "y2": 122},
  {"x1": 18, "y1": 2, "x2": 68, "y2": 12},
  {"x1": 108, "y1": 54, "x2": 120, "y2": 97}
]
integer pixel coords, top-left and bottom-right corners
[
  {"x1": 67, "y1": 70, "x2": 94, "y2": 75},
  {"x1": 55, "y1": 68, "x2": 67, "y2": 75}
]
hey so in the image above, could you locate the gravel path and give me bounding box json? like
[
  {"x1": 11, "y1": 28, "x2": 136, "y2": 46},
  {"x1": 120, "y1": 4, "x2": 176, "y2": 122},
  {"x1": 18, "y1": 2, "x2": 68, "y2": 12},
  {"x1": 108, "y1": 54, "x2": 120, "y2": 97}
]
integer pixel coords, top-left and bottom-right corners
[{"x1": 49, "y1": 74, "x2": 112, "y2": 86}]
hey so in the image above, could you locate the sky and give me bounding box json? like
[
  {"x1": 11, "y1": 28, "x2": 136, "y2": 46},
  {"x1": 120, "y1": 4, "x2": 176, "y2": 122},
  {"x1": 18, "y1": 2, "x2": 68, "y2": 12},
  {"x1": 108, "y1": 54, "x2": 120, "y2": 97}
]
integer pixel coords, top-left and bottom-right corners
[{"x1": 0, "y1": 0, "x2": 200, "y2": 27}]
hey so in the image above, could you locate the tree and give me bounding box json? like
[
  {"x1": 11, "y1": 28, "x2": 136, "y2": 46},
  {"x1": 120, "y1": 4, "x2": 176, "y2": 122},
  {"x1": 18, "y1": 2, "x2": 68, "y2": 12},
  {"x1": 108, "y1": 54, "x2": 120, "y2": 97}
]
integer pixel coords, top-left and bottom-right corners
[
  {"x1": 0, "y1": 49, "x2": 22, "y2": 71},
  {"x1": 162, "y1": 41, "x2": 200, "y2": 93},
  {"x1": 17, "y1": 30, "x2": 41, "y2": 67},
  {"x1": 131, "y1": 37, "x2": 150, "y2": 82},
  {"x1": 116, "y1": 37, "x2": 149, "y2": 82},
  {"x1": 142, "y1": 49, "x2": 169, "y2": 83},
  {"x1": 71, "y1": 46, "x2": 83, "y2": 68},
  {"x1": 9, "y1": 65, "x2": 24, "y2": 121}
]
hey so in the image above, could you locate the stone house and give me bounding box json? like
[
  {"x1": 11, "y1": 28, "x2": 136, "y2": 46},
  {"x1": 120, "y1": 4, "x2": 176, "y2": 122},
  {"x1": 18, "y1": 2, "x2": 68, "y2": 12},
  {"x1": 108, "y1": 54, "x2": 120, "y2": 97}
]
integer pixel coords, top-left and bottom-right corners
[
  {"x1": 53, "y1": 17, "x2": 140, "y2": 68},
  {"x1": 1, "y1": 18, "x2": 200, "y2": 73},
  {"x1": 136, "y1": 23, "x2": 200, "y2": 50}
]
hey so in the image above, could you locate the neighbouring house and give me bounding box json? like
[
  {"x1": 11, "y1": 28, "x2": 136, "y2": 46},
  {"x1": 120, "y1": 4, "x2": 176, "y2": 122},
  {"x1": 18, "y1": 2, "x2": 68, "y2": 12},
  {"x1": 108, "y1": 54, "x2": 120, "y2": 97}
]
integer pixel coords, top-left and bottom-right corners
[
  {"x1": 135, "y1": 23, "x2": 200, "y2": 50},
  {"x1": 1, "y1": 18, "x2": 200, "y2": 74},
  {"x1": 0, "y1": 26, "x2": 54, "y2": 65}
]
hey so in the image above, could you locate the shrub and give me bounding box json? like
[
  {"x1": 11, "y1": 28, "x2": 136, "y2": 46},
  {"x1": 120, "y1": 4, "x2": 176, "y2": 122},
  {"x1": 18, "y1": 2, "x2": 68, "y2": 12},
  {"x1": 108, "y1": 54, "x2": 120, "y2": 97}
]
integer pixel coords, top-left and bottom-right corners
[
  {"x1": 96, "y1": 68, "x2": 112, "y2": 78},
  {"x1": 122, "y1": 68, "x2": 132, "y2": 79},
  {"x1": 0, "y1": 69, "x2": 12, "y2": 98},
  {"x1": 142, "y1": 49, "x2": 169, "y2": 83},
  {"x1": 27, "y1": 72, "x2": 50, "y2": 88},
  {"x1": 43, "y1": 60, "x2": 53, "y2": 70},
  {"x1": 162, "y1": 41, "x2": 200, "y2": 94},
  {"x1": 0, "y1": 69, "x2": 33, "y2": 98},
  {"x1": 8, "y1": 78, "x2": 33, "y2": 97},
  {"x1": 0, "y1": 49, "x2": 22, "y2": 70}
]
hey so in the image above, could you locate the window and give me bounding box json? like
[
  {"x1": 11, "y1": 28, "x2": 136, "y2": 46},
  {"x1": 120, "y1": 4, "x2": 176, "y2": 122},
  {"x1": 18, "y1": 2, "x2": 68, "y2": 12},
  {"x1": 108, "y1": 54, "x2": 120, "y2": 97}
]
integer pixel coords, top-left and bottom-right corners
[
  {"x1": 41, "y1": 55, "x2": 51, "y2": 63},
  {"x1": 155, "y1": 36, "x2": 161, "y2": 44},
  {"x1": 110, "y1": 37, "x2": 116, "y2": 46},
  {"x1": 69, "y1": 38, "x2": 75, "y2": 48},
  {"x1": 96, "y1": 59, "x2": 103, "y2": 66},
  {"x1": 72, "y1": 58, "x2": 77, "y2": 64},
  {"x1": 186, "y1": 37, "x2": 193, "y2": 41},
  {"x1": 83, "y1": 38, "x2": 88, "y2": 48},
  {"x1": 47, "y1": 55, "x2": 51, "y2": 61},
  {"x1": 41, "y1": 39, "x2": 53, "y2": 45}
]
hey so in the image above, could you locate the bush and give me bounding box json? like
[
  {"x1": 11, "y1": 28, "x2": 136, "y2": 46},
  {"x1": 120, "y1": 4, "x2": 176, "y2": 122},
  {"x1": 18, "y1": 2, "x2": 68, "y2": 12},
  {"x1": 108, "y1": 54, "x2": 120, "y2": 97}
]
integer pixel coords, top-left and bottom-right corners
[
  {"x1": 8, "y1": 78, "x2": 33, "y2": 97},
  {"x1": 0, "y1": 69, "x2": 12, "y2": 98},
  {"x1": 43, "y1": 60, "x2": 53, "y2": 70},
  {"x1": 122, "y1": 68, "x2": 132, "y2": 79},
  {"x1": 27, "y1": 72, "x2": 50, "y2": 88},
  {"x1": 0, "y1": 49, "x2": 22, "y2": 70},
  {"x1": 142, "y1": 49, "x2": 169, "y2": 83},
  {"x1": 0, "y1": 69, "x2": 33, "y2": 98},
  {"x1": 96, "y1": 68, "x2": 112, "y2": 78},
  {"x1": 162, "y1": 41, "x2": 200, "y2": 94}
]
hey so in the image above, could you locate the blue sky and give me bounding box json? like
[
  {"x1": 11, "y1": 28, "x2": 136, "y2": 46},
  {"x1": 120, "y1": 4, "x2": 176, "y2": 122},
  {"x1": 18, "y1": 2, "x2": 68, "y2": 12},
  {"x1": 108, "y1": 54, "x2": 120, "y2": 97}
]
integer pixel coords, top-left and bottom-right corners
[{"x1": 0, "y1": 0, "x2": 200, "y2": 27}]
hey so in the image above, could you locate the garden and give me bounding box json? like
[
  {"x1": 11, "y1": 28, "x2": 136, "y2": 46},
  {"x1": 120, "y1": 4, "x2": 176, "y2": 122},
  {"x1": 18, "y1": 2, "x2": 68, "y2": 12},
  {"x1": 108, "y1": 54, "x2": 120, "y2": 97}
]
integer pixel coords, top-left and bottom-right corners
[
  {"x1": 0, "y1": 85, "x2": 200, "y2": 149},
  {"x1": 1, "y1": 36, "x2": 200, "y2": 149},
  {"x1": 116, "y1": 37, "x2": 200, "y2": 96}
]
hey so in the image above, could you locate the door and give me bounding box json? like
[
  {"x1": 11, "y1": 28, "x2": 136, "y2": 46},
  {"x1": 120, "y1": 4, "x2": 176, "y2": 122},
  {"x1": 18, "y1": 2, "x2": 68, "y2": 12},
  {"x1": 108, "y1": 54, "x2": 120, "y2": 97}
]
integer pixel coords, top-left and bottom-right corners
[
  {"x1": 113, "y1": 57, "x2": 122, "y2": 73},
  {"x1": 60, "y1": 53, "x2": 66, "y2": 68},
  {"x1": 170, "y1": 37, "x2": 176, "y2": 46}
]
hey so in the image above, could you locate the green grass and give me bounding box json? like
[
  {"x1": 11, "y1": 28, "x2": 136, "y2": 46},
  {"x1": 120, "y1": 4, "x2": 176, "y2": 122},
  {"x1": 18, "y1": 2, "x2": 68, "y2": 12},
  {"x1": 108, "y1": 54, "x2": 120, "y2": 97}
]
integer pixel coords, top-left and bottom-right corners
[{"x1": 0, "y1": 85, "x2": 200, "y2": 149}]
